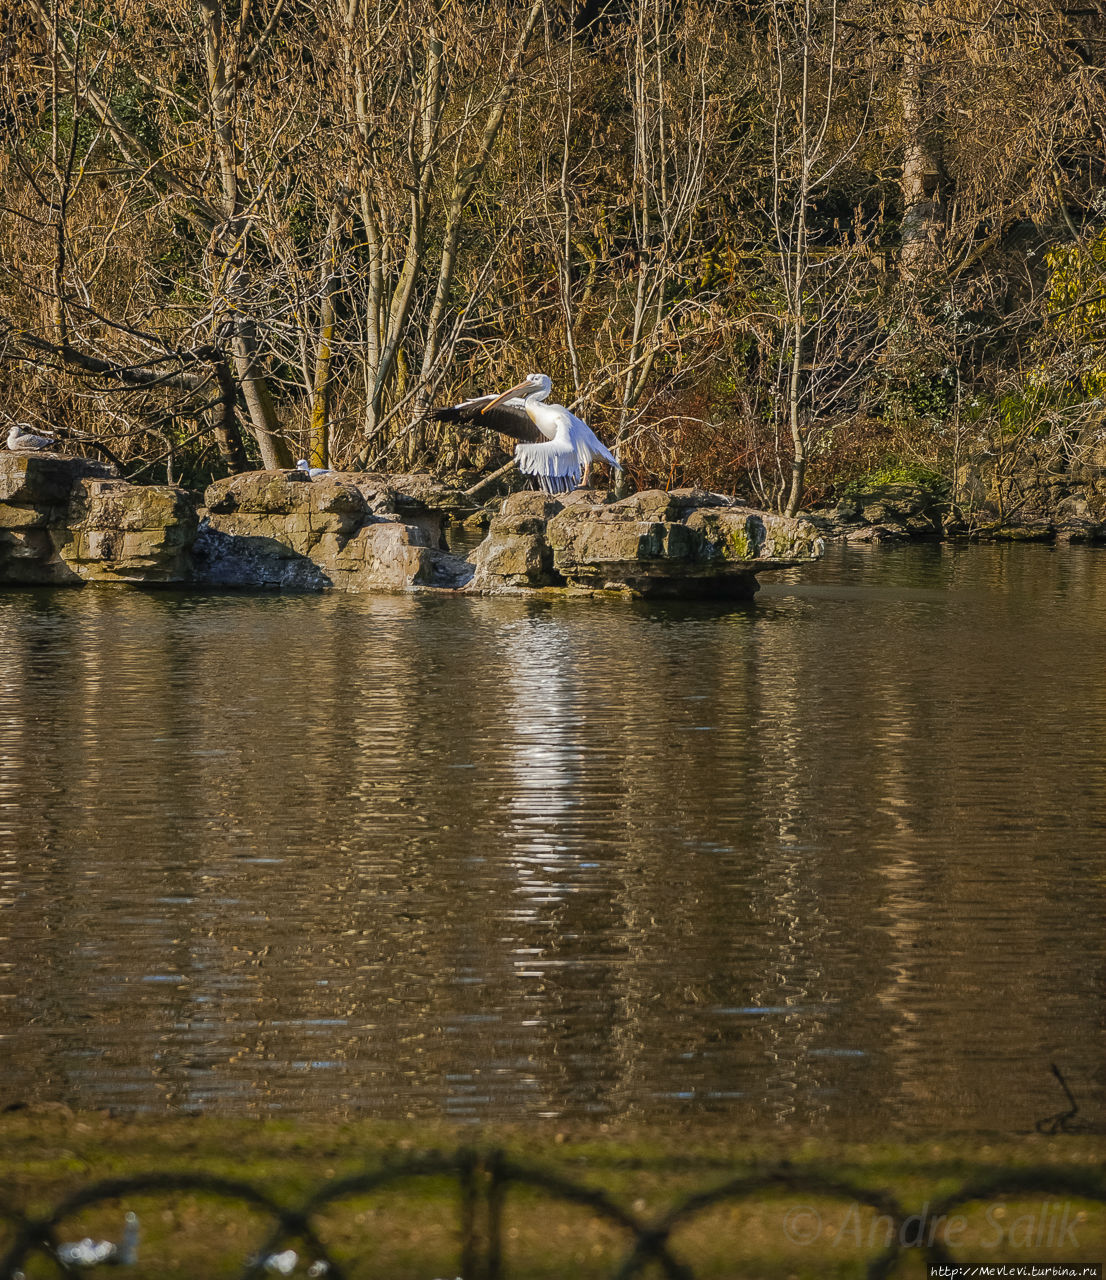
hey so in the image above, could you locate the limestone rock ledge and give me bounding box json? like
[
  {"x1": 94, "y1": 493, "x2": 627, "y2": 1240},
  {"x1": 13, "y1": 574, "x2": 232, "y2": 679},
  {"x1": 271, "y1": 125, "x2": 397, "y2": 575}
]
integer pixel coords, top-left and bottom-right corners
[
  {"x1": 471, "y1": 489, "x2": 824, "y2": 597},
  {"x1": 1, "y1": 456, "x2": 823, "y2": 596},
  {"x1": 0, "y1": 452, "x2": 196, "y2": 584},
  {"x1": 194, "y1": 470, "x2": 437, "y2": 591}
]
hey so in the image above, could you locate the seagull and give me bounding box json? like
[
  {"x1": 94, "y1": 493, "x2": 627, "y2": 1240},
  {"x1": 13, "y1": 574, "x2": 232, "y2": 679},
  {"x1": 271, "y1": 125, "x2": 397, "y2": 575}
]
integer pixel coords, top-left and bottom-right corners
[
  {"x1": 262, "y1": 1250, "x2": 298, "y2": 1275},
  {"x1": 57, "y1": 1212, "x2": 139, "y2": 1267},
  {"x1": 249, "y1": 1249, "x2": 329, "y2": 1276},
  {"x1": 7, "y1": 422, "x2": 57, "y2": 452},
  {"x1": 295, "y1": 459, "x2": 331, "y2": 479},
  {"x1": 428, "y1": 373, "x2": 620, "y2": 493}
]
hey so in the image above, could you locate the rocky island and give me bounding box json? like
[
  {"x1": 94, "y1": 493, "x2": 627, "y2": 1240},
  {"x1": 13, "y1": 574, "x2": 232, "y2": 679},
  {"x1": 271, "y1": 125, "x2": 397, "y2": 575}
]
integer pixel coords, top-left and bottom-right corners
[{"x1": 0, "y1": 453, "x2": 823, "y2": 597}]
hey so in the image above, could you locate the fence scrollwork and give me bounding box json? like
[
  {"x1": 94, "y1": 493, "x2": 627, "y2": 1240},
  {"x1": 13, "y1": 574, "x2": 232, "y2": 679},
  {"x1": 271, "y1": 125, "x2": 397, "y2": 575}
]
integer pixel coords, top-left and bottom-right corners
[{"x1": 0, "y1": 1151, "x2": 1101, "y2": 1279}]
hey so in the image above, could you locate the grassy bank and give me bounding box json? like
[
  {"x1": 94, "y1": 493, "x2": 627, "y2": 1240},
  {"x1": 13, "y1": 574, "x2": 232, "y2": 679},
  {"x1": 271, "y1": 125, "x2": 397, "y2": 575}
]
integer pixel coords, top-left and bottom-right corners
[{"x1": 0, "y1": 1112, "x2": 1102, "y2": 1278}]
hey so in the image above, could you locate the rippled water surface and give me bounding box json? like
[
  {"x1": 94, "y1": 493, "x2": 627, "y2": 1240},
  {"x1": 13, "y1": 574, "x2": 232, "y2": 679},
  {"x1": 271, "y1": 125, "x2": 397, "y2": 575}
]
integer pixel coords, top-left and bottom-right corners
[{"x1": 1, "y1": 543, "x2": 1103, "y2": 1134}]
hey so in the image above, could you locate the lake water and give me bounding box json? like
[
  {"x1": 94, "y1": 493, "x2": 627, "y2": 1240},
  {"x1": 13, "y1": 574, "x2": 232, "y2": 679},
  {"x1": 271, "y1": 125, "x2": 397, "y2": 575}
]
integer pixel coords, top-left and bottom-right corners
[{"x1": 0, "y1": 543, "x2": 1103, "y2": 1135}]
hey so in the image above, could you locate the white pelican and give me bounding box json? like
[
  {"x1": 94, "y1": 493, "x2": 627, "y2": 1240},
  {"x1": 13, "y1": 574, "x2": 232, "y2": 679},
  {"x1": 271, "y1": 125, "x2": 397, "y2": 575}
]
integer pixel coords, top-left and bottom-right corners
[
  {"x1": 295, "y1": 458, "x2": 330, "y2": 479},
  {"x1": 7, "y1": 422, "x2": 56, "y2": 452},
  {"x1": 429, "y1": 373, "x2": 620, "y2": 493}
]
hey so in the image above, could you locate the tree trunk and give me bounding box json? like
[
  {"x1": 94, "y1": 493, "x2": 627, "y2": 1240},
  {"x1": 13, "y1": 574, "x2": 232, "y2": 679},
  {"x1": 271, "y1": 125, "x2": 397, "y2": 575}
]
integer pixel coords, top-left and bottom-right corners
[
  {"x1": 783, "y1": 0, "x2": 812, "y2": 519},
  {"x1": 202, "y1": 0, "x2": 293, "y2": 470},
  {"x1": 309, "y1": 204, "x2": 344, "y2": 469},
  {"x1": 784, "y1": 314, "x2": 807, "y2": 518},
  {"x1": 232, "y1": 323, "x2": 294, "y2": 469},
  {"x1": 309, "y1": 302, "x2": 336, "y2": 470},
  {"x1": 210, "y1": 351, "x2": 249, "y2": 471},
  {"x1": 899, "y1": 18, "x2": 945, "y2": 281}
]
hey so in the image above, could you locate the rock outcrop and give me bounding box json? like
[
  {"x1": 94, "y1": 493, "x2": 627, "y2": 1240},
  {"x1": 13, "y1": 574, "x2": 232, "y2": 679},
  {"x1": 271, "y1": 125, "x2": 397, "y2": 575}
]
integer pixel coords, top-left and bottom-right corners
[
  {"x1": 1, "y1": 456, "x2": 824, "y2": 596},
  {"x1": 809, "y1": 482, "x2": 947, "y2": 542},
  {"x1": 0, "y1": 452, "x2": 196, "y2": 584},
  {"x1": 954, "y1": 434, "x2": 1106, "y2": 541},
  {"x1": 471, "y1": 488, "x2": 824, "y2": 596},
  {"x1": 470, "y1": 492, "x2": 567, "y2": 587},
  {"x1": 194, "y1": 470, "x2": 439, "y2": 591},
  {"x1": 810, "y1": 434, "x2": 1106, "y2": 543},
  {"x1": 59, "y1": 477, "x2": 198, "y2": 583}
]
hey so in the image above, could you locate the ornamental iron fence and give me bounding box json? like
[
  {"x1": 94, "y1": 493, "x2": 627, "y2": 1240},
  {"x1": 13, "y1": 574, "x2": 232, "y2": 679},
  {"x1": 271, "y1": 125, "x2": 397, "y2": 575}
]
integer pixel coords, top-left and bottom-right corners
[{"x1": 0, "y1": 1151, "x2": 1102, "y2": 1279}]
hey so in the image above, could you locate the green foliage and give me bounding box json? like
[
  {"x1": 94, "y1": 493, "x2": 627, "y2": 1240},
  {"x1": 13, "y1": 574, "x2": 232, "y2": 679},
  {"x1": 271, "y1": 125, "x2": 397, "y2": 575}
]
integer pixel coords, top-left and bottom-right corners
[
  {"x1": 1041, "y1": 229, "x2": 1106, "y2": 398},
  {"x1": 1045, "y1": 229, "x2": 1106, "y2": 335},
  {"x1": 841, "y1": 460, "x2": 949, "y2": 495},
  {"x1": 24, "y1": 95, "x2": 102, "y2": 165},
  {"x1": 882, "y1": 372, "x2": 954, "y2": 422},
  {"x1": 952, "y1": 233, "x2": 1106, "y2": 444},
  {"x1": 967, "y1": 375, "x2": 1104, "y2": 440},
  {"x1": 111, "y1": 77, "x2": 163, "y2": 156},
  {"x1": 989, "y1": 385, "x2": 1064, "y2": 436},
  {"x1": 152, "y1": 221, "x2": 207, "y2": 303}
]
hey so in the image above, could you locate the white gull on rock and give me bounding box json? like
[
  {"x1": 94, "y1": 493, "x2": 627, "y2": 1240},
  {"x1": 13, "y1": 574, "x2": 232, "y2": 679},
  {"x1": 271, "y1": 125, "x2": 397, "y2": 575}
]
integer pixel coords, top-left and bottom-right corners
[{"x1": 7, "y1": 423, "x2": 57, "y2": 452}]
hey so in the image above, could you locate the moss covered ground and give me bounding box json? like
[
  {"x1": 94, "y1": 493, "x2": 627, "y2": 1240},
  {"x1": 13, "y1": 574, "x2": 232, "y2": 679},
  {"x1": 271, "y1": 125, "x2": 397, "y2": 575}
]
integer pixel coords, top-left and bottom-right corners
[{"x1": 0, "y1": 1111, "x2": 1101, "y2": 1278}]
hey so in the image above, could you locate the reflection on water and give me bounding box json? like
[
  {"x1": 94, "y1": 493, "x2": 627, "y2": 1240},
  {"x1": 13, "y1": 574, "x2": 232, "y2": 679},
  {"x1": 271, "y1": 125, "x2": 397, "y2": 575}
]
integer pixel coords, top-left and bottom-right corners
[{"x1": 0, "y1": 543, "x2": 1103, "y2": 1133}]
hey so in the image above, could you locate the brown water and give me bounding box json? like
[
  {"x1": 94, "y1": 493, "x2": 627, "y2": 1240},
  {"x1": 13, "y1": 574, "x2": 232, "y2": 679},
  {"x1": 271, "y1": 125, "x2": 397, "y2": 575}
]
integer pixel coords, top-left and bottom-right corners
[{"x1": 0, "y1": 543, "x2": 1103, "y2": 1134}]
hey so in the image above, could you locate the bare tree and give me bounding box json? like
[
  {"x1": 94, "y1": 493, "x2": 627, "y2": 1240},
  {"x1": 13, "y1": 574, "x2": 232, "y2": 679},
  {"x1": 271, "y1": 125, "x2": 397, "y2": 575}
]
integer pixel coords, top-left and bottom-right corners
[
  {"x1": 11, "y1": 0, "x2": 300, "y2": 467},
  {"x1": 308, "y1": 0, "x2": 544, "y2": 461},
  {"x1": 767, "y1": 0, "x2": 887, "y2": 515},
  {"x1": 0, "y1": 0, "x2": 250, "y2": 472},
  {"x1": 897, "y1": 1, "x2": 946, "y2": 281},
  {"x1": 610, "y1": 0, "x2": 738, "y2": 467},
  {"x1": 3, "y1": 0, "x2": 1104, "y2": 500}
]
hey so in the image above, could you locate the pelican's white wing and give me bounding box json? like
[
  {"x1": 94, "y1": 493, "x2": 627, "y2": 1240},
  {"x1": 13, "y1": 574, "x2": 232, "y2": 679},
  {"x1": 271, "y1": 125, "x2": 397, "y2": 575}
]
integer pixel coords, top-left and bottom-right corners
[
  {"x1": 514, "y1": 433, "x2": 583, "y2": 494},
  {"x1": 514, "y1": 407, "x2": 621, "y2": 493},
  {"x1": 567, "y1": 413, "x2": 621, "y2": 470}
]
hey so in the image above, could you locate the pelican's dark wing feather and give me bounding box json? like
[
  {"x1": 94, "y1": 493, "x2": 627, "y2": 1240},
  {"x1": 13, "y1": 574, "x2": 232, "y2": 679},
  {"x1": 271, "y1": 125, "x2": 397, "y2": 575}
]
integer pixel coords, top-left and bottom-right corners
[{"x1": 426, "y1": 396, "x2": 544, "y2": 444}]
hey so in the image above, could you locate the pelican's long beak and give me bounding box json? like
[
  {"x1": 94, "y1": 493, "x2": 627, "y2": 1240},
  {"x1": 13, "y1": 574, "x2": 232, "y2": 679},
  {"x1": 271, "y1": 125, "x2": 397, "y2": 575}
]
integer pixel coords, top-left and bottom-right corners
[{"x1": 481, "y1": 380, "x2": 532, "y2": 413}]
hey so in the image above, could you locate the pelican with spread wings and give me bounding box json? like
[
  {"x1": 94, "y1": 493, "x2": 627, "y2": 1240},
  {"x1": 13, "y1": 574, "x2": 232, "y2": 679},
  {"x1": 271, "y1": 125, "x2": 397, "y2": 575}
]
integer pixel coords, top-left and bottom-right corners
[{"x1": 428, "y1": 373, "x2": 620, "y2": 493}]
